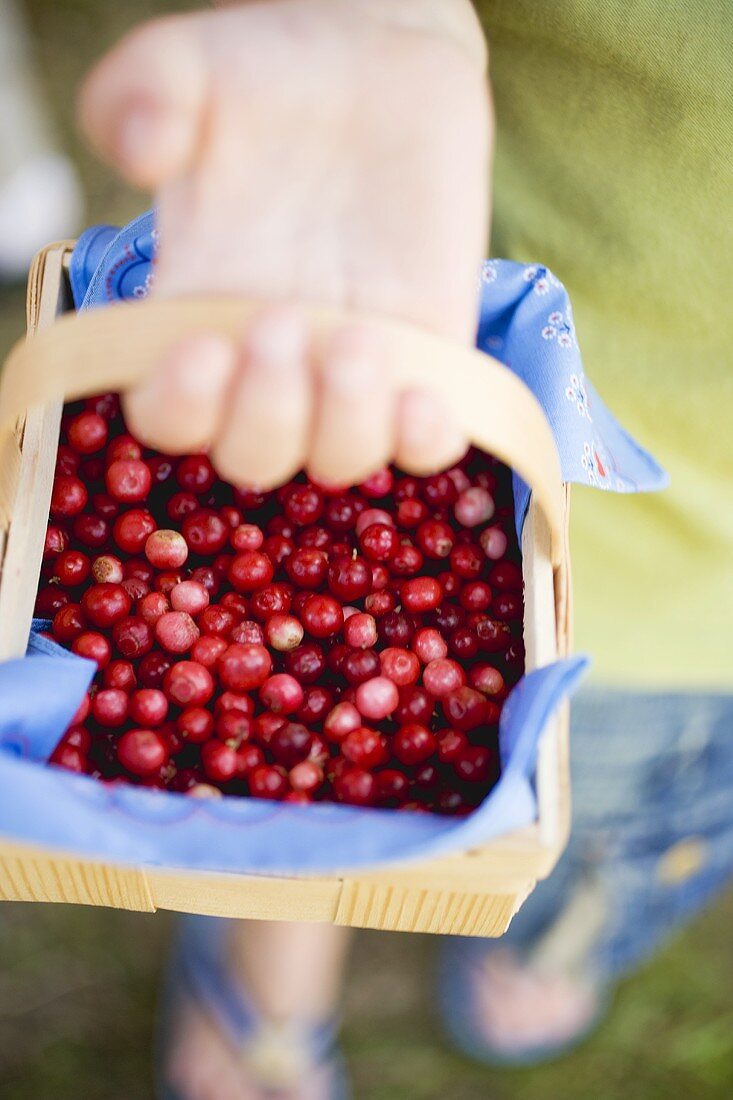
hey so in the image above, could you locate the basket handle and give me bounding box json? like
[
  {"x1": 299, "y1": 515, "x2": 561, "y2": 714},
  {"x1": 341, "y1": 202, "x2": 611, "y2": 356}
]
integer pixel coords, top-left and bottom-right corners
[{"x1": 0, "y1": 297, "x2": 565, "y2": 565}]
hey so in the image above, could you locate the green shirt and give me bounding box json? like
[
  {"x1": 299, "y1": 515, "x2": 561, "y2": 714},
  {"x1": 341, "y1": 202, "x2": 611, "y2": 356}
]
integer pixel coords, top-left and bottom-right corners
[{"x1": 476, "y1": 0, "x2": 733, "y2": 686}]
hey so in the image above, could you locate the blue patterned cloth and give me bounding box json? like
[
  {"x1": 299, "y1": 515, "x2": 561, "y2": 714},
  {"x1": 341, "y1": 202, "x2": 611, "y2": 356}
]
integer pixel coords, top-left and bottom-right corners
[{"x1": 0, "y1": 213, "x2": 665, "y2": 878}]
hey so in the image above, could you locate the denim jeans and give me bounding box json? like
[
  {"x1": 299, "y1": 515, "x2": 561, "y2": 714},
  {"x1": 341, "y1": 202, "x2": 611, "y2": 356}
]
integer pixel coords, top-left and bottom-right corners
[{"x1": 498, "y1": 687, "x2": 733, "y2": 980}]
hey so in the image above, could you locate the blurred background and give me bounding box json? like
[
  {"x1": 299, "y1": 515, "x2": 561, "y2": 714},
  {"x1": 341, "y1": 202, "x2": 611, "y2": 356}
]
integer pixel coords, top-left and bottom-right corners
[{"x1": 1, "y1": 2, "x2": 732, "y2": 1098}]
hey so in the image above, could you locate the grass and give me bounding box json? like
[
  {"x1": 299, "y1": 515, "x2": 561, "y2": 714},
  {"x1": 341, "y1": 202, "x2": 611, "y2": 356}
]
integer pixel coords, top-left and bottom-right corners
[{"x1": 1, "y1": 1, "x2": 732, "y2": 1096}]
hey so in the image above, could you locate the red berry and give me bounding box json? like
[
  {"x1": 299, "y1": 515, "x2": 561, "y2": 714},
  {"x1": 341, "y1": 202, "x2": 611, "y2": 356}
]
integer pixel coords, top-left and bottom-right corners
[
  {"x1": 388, "y1": 543, "x2": 424, "y2": 578},
  {"x1": 52, "y1": 604, "x2": 85, "y2": 643},
  {"x1": 289, "y1": 761, "x2": 323, "y2": 794},
  {"x1": 50, "y1": 744, "x2": 87, "y2": 773},
  {"x1": 480, "y1": 526, "x2": 509, "y2": 561},
  {"x1": 412, "y1": 628, "x2": 448, "y2": 664},
  {"x1": 81, "y1": 583, "x2": 132, "y2": 628},
  {"x1": 359, "y1": 468, "x2": 393, "y2": 498},
  {"x1": 260, "y1": 673, "x2": 304, "y2": 715},
  {"x1": 118, "y1": 728, "x2": 169, "y2": 778},
  {"x1": 170, "y1": 580, "x2": 209, "y2": 616},
  {"x1": 129, "y1": 688, "x2": 168, "y2": 727},
  {"x1": 395, "y1": 686, "x2": 434, "y2": 726},
  {"x1": 106, "y1": 434, "x2": 142, "y2": 464},
  {"x1": 283, "y1": 643, "x2": 325, "y2": 684},
  {"x1": 323, "y1": 702, "x2": 361, "y2": 744},
  {"x1": 250, "y1": 584, "x2": 292, "y2": 621},
  {"x1": 333, "y1": 767, "x2": 377, "y2": 806},
  {"x1": 54, "y1": 550, "x2": 90, "y2": 587},
  {"x1": 295, "y1": 685, "x2": 333, "y2": 725},
  {"x1": 177, "y1": 706, "x2": 215, "y2": 744},
  {"x1": 68, "y1": 411, "x2": 108, "y2": 454},
  {"x1": 401, "y1": 577, "x2": 442, "y2": 613},
  {"x1": 92, "y1": 688, "x2": 128, "y2": 727},
  {"x1": 50, "y1": 475, "x2": 87, "y2": 517},
  {"x1": 138, "y1": 652, "x2": 173, "y2": 689},
  {"x1": 285, "y1": 548, "x2": 329, "y2": 589},
  {"x1": 469, "y1": 665, "x2": 505, "y2": 697},
  {"x1": 103, "y1": 659, "x2": 136, "y2": 692},
  {"x1": 218, "y1": 643, "x2": 272, "y2": 692},
  {"x1": 270, "y1": 722, "x2": 313, "y2": 767},
  {"x1": 416, "y1": 520, "x2": 454, "y2": 560},
  {"x1": 454, "y1": 745, "x2": 496, "y2": 783},
  {"x1": 231, "y1": 524, "x2": 264, "y2": 552},
  {"x1": 202, "y1": 740, "x2": 239, "y2": 783},
  {"x1": 36, "y1": 587, "x2": 69, "y2": 617},
  {"x1": 163, "y1": 661, "x2": 215, "y2": 707},
  {"x1": 43, "y1": 525, "x2": 68, "y2": 561},
  {"x1": 450, "y1": 543, "x2": 483, "y2": 580},
  {"x1": 182, "y1": 509, "x2": 230, "y2": 555},
  {"x1": 249, "y1": 764, "x2": 289, "y2": 800},
  {"x1": 327, "y1": 555, "x2": 371, "y2": 601},
  {"x1": 376, "y1": 769, "x2": 410, "y2": 806},
  {"x1": 91, "y1": 554, "x2": 123, "y2": 585},
  {"x1": 301, "y1": 594, "x2": 343, "y2": 639},
  {"x1": 197, "y1": 605, "x2": 237, "y2": 637},
  {"x1": 355, "y1": 676, "x2": 399, "y2": 720},
  {"x1": 343, "y1": 612, "x2": 377, "y2": 649},
  {"x1": 177, "y1": 454, "x2": 216, "y2": 495},
  {"x1": 342, "y1": 727, "x2": 388, "y2": 769},
  {"x1": 190, "y1": 634, "x2": 228, "y2": 668},
  {"x1": 114, "y1": 509, "x2": 156, "y2": 554},
  {"x1": 228, "y1": 551, "x2": 274, "y2": 594},
  {"x1": 360, "y1": 523, "x2": 399, "y2": 563},
  {"x1": 423, "y1": 658, "x2": 466, "y2": 698},
  {"x1": 379, "y1": 647, "x2": 420, "y2": 687},
  {"x1": 379, "y1": 612, "x2": 414, "y2": 647},
  {"x1": 230, "y1": 619, "x2": 265, "y2": 645},
  {"x1": 265, "y1": 614, "x2": 304, "y2": 652},
  {"x1": 436, "y1": 728, "x2": 469, "y2": 763},
  {"x1": 72, "y1": 631, "x2": 111, "y2": 668},
  {"x1": 454, "y1": 486, "x2": 495, "y2": 527},
  {"x1": 342, "y1": 647, "x2": 381, "y2": 685},
  {"x1": 145, "y1": 529, "x2": 189, "y2": 569},
  {"x1": 443, "y1": 686, "x2": 490, "y2": 731},
  {"x1": 284, "y1": 483, "x2": 324, "y2": 526},
  {"x1": 155, "y1": 611, "x2": 200, "y2": 654},
  {"x1": 355, "y1": 508, "x2": 393, "y2": 538},
  {"x1": 112, "y1": 616, "x2": 154, "y2": 659},
  {"x1": 105, "y1": 458, "x2": 152, "y2": 503},
  {"x1": 139, "y1": 592, "x2": 170, "y2": 626},
  {"x1": 393, "y1": 723, "x2": 436, "y2": 765},
  {"x1": 461, "y1": 581, "x2": 493, "y2": 613}
]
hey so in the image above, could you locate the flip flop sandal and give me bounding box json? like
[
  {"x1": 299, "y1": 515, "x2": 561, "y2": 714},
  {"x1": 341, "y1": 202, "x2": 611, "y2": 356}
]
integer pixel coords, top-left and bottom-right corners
[
  {"x1": 437, "y1": 937, "x2": 611, "y2": 1068},
  {"x1": 156, "y1": 915, "x2": 350, "y2": 1100}
]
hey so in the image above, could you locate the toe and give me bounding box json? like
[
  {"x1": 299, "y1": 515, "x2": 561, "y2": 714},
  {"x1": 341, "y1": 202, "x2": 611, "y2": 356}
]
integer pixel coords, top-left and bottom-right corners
[
  {"x1": 211, "y1": 308, "x2": 311, "y2": 491},
  {"x1": 308, "y1": 325, "x2": 394, "y2": 487},
  {"x1": 394, "y1": 388, "x2": 467, "y2": 475},
  {"x1": 123, "y1": 331, "x2": 236, "y2": 455},
  {"x1": 78, "y1": 16, "x2": 207, "y2": 188}
]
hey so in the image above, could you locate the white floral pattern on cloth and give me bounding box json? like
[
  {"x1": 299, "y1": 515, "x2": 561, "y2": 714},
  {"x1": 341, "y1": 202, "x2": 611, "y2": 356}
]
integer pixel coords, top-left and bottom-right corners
[{"x1": 566, "y1": 372, "x2": 592, "y2": 420}]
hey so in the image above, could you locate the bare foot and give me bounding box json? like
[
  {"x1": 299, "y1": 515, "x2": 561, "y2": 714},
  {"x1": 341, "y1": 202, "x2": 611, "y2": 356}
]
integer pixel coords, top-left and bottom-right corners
[
  {"x1": 470, "y1": 950, "x2": 601, "y2": 1055},
  {"x1": 164, "y1": 920, "x2": 350, "y2": 1100},
  {"x1": 78, "y1": 0, "x2": 491, "y2": 489}
]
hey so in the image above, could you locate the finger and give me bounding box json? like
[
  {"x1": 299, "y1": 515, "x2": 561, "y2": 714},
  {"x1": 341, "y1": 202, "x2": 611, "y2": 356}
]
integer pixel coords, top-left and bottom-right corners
[
  {"x1": 211, "y1": 308, "x2": 311, "y2": 490},
  {"x1": 77, "y1": 16, "x2": 206, "y2": 189},
  {"x1": 394, "y1": 388, "x2": 467, "y2": 475},
  {"x1": 308, "y1": 325, "x2": 394, "y2": 487},
  {"x1": 123, "y1": 331, "x2": 236, "y2": 454}
]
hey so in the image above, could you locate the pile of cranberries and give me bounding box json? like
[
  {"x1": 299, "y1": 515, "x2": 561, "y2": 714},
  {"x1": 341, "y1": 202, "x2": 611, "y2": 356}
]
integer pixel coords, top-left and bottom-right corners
[{"x1": 36, "y1": 393, "x2": 524, "y2": 815}]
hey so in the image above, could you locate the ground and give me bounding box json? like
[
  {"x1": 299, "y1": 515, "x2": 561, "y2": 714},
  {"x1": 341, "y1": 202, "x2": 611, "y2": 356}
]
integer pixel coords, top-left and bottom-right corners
[{"x1": 0, "y1": 2, "x2": 732, "y2": 1097}]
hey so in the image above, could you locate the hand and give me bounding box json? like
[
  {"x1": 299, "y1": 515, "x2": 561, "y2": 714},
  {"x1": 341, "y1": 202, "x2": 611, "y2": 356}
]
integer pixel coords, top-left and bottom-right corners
[{"x1": 78, "y1": 0, "x2": 492, "y2": 489}]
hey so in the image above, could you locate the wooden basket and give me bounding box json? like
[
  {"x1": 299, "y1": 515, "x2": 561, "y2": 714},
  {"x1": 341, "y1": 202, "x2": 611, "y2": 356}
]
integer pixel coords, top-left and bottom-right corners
[{"x1": 0, "y1": 241, "x2": 571, "y2": 937}]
